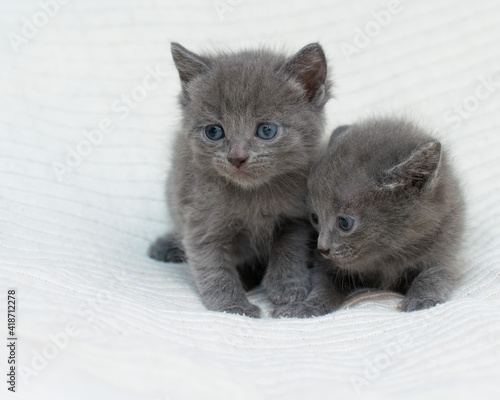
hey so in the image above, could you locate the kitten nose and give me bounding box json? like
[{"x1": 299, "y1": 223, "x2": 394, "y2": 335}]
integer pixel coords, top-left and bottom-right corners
[
  {"x1": 317, "y1": 233, "x2": 331, "y2": 255},
  {"x1": 228, "y1": 155, "x2": 248, "y2": 168},
  {"x1": 318, "y1": 245, "x2": 330, "y2": 255}
]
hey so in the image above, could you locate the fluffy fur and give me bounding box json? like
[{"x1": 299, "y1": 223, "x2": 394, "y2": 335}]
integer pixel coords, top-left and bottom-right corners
[
  {"x1": 274, "y1": 117, "x2": 465, "y2": 318},
  {"x1": 149, "y1": 42, "x2": 331, "y2": 317}
]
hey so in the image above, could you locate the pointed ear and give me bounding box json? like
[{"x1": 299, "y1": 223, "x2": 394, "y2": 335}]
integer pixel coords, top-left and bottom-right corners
[
  {"x1": 171, "y1": 42, "x2": 210, "y2": 91},
  {"x1": 382, "y1": 141, "x2": 442, "y2": 194},
  {"x1": 328, "y1": 125, "x2": 351, "y2": 149},
  {"x1": 279, "y1": 43, "x2": 329, "y2": 106}
]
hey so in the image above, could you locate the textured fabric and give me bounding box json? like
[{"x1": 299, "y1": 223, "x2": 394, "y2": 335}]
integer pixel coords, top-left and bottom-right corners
[{"x1": 1, "y1": 0, "x2": 500, "y2": 399}]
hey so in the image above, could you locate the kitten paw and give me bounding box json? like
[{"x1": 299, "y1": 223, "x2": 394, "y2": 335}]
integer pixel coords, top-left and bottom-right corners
[
  {"x1": 263, "y1": 268, "x2": 311, "y2": 305},
  {"x1": 148, "y1": 233, "x2": 185, "y2": 263},
  {"x1": 207, "y1": 302, "x2": 261, "y2": 318},
  {"x1": 272, "y1": 302, "x2": 331, "y2": 318},
  {"x1": 400, "y1": 296, "x2": 442, "y2": 312},
  {"x1": 265, "y1": 280, "x2": 311, "y2": 305},
  {"x1": 229, "y1": 303, "x2": 261, "y2": 318}
]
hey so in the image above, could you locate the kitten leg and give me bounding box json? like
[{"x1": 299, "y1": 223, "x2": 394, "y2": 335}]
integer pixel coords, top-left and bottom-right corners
[
  {"x1": 187, "y1": 240, "x2": 261, "y2": 318},
  {"x1": 263, "y1": 220, "x2": 312, "y2": 305},
  {"x1": 148, "y1": 232, "x2": 186, "y2": 263},
  {"x1": 400, "y1": 266, "x2": 454, "y2": 312},
  {"x1": 273, "y1": 261, "x2": 343, "y2": 318}
]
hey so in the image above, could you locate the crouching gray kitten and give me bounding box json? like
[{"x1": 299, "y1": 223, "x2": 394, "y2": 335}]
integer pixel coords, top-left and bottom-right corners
[
  {"x1": 274, "y1": 117, "x2": 465, "y2": 318},
  {"x1": 149, "y1": 42, "x2": 331, "y2": 317}
]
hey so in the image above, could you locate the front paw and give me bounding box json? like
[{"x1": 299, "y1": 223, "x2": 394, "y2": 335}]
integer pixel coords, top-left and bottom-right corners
[
  {"x1": 400, "y1": 295, "x2": 442, "y2": 312},
  {"x1": 225, "y1": 303, "x2": 261, "y2": 318},
  {"x1": 204, "y1": 299, "x2": 261, "y2": 318},
  {"x1": 263, "y1": 274, "x2": 311, "y2": 305},
  {"x1": 272, "y1": 301, "x2": 332, "y2": 318}
]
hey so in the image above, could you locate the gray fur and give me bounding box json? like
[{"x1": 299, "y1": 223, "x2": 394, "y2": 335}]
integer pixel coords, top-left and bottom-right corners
[
  {"x1": 149, "y1": 42, "x2": 331, "y2": 317},
  {"x1": 274, "y1": 117, "x2": 465, "y2": 318}
]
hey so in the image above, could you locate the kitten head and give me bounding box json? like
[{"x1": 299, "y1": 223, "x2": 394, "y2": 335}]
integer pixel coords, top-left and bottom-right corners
[
  {"x1": 171, "y1": 42, "x2": 331, "y2": 188},
  {"x1": 308, "y1": 118, "x2": 454, "y2": 272}
]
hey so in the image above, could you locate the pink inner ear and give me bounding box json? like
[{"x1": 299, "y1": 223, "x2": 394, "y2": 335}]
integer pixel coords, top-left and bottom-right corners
[{"x1": 300, "y1": 62, "x2": 326, "y2": 102}]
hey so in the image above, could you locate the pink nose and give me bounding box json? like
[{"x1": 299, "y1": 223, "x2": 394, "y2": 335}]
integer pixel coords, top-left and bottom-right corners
[
  {"x1": 228, "y1": 156, "x2": 248, "y2": 168},
  {"x1": 318, "y1": 244, "x2": 330, "y2": 255},
  {"x1": 317, "y1": 232, "x2": 331, "y2": 256}
]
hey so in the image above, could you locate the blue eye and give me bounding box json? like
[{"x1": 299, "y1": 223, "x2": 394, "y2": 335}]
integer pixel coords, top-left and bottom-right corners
[
  {"x1": 256, "y1": 123, "x2": 278, "y2": 140},
  {"x1": 205, "y1": 125, "x2": 225, "y2": 141},
  {"x1": 311, "y1": 213, "x2": 319, "y2": 224},
  {"x1": 338, "y1": 216, "x2": 355, "y2": 232}
]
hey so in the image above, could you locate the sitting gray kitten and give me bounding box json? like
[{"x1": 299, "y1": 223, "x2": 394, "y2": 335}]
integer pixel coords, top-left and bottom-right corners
[
  {"x1": 149, "y1": 42, "x2": 331, "y2": 317},
  {"x1": 274, "y1": 117, "x2": 465, "y2": 318}
]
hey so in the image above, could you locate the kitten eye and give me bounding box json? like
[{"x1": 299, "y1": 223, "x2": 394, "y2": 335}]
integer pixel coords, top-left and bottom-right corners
[
  {"x1": 311, "y1": 213, "x2": 319, "y2": 224},
  {"x1": 256, "y1": 123, "x2": 278, "y2": 140},
  {"x1": 205, "y1": 125, "x2": 225, "y2": 141},
  {"x1": 338, "y1": 216, "x2": 355, "y2": 232}
]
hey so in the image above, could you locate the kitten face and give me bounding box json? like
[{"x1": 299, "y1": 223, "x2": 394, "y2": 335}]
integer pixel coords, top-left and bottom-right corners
[
  {"x1": 308, "y1": 119, "x2": 445, "y2": 272},
  {"x1": 171, "y1": 43, "x2": 330, "y2": 188},
  {"x1": 309, "y1": 176, "x2": 410, "y2": 270}
]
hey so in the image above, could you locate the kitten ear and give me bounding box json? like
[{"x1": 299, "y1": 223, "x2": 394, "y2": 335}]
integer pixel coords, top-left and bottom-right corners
[
  {"x1": 328, "y1": 125, "x2": 351, "y2": 149},
  {"x1": 279, "y1": 43, "x2": 329, "y2": 106},
  {"x1": 382, "y1": 141, "x2": 442, "y2": 194},
  {"x1": 171, "y1": 42, "x2": 210, "y2": 90}
]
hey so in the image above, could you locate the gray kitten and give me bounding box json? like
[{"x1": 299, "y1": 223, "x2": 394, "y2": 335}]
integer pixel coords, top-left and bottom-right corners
[
  {"x1": 149, "y1": 42, "x2": 331, "y2": 317},
  {"x1": 274, "y1": 117, "x2": 465, "y2": 318}
]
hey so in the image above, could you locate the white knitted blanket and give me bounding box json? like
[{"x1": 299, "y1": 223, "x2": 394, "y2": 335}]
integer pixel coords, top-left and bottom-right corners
[{"x1": 1, "y1": 0, "x2": 500, "y2": 398}]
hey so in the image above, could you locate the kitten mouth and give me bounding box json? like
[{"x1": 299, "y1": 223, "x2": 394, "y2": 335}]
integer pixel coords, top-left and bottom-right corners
[
  {"x1": 324, "y1": 252, "x2": 357, "y2": 267},
  {"x1": 232, "y1": 166, "x2": 250, "y2": 176},
  {"x1": 229, "y1": 167, "x2": 253, "y2": 182},
  {"x1": 221, "y1": 164, "x2": 267, "y2": 187}
]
